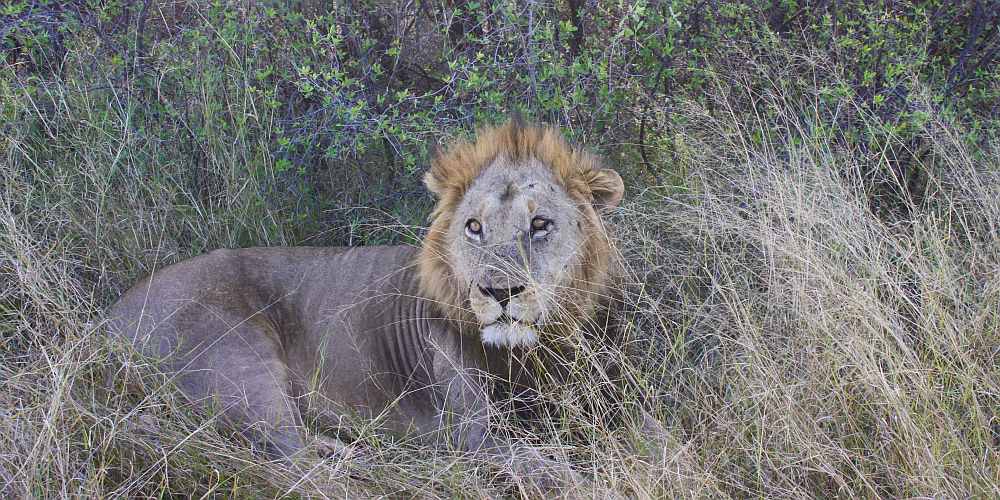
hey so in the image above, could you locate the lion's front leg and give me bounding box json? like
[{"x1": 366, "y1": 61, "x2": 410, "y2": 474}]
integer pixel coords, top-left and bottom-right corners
[{"x1": 432, "y1": 346, "x2": 585, "y2": 492}]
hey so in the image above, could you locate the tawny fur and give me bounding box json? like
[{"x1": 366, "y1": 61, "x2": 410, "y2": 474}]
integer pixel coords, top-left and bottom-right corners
[{"x1": 106, "y1": 120, "x2": 641, "y2": 478}]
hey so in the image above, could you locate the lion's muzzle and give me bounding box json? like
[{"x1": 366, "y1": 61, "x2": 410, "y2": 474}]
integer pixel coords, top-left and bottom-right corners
[
  {"x1": 470, "y1": 283, "x2": 545, "y2": 347},
  {"x1": 478, "y1": 285, "x2": 524, "y2": 307}
]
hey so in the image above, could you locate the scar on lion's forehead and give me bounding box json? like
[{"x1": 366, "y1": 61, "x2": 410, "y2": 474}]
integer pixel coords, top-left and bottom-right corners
[{"x1": 499, "y1": 182, "x2": 517, "y2": 201}]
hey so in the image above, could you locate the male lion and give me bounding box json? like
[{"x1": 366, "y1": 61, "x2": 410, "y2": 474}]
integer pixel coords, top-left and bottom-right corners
[{"x1": 107, "y1": 120, "x2": 632, "y2": 476}]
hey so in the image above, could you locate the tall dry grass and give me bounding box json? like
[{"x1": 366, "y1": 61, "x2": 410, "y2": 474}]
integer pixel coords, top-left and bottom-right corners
[
  {"x1": 609, "y1": 63, "x2": 1000, "y2": 496},
  {"x1": 2, "y1": 51, "x2": 999, "y2": 498}
]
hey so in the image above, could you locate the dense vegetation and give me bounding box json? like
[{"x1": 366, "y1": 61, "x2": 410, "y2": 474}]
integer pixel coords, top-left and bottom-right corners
[{"x1": 2, "y1": 0, "x2": 998, "y2": 497}]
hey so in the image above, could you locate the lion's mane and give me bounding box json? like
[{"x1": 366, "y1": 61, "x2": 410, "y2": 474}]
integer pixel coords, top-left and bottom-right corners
[{"x1": 417, "y1": 120, "x2": 619, "y2": 334}]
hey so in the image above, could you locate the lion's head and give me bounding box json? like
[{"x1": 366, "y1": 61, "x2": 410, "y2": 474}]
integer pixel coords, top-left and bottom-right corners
[{"x1": 418, "y1": 120, "x2": 624, "y2": 347}]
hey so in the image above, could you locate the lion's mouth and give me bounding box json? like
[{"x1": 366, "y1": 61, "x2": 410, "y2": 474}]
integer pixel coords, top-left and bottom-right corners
[
  {"x1": 480, "y1": 320, "x2": 539, "y2": 348},
  {"x1": 490, "y1": 312, "x2": 517, "y2": 325}
]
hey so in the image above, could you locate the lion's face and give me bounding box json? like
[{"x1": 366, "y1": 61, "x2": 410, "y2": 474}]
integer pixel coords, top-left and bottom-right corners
[
  {"x1": 418, "y1": 121, "x2": 624, "y2": 348},
  {"x1": 447, "y1": 158, "x2": 586, "y2": 347}
]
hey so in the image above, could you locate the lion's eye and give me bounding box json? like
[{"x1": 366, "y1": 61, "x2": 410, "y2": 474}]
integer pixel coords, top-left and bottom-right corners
[
  {"x1": 530, "y1": 217, "x2": 551, "y2": 236},
  {"x1": 465, "y1": 218, "x2": 483, "y2": 239}
]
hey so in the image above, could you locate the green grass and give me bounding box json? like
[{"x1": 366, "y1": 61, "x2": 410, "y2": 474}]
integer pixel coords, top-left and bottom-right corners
[{"x1": 2, "y1": 1, "x2": 999, "y2": 497}]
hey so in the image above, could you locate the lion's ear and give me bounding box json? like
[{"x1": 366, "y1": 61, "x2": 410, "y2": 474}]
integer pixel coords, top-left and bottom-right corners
[
  {"x1": 423, "y1": 170, "x2": 445, "y2": 198},
  {"x1": 423, "y1": 142, "x2": 448, "y2": 198},
  {"x1": 589, "y1": 168, "x2": 624, "y2": 208}
]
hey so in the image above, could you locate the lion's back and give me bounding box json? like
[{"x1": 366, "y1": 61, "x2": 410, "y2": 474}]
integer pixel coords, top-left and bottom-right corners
[{"x1": 105, "y1": 245, "x2": 422, "y2": 353}]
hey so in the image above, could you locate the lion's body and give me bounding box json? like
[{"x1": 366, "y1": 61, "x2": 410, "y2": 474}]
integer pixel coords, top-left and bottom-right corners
[
  {"x1": 109, "y1": 245, "x2": 505, "y2": 456},
  {"x1": 107, "y1": 121, "x2": 632, "y2": 468}
]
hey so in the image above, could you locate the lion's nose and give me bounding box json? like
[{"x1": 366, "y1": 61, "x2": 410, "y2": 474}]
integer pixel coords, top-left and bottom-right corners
[{"x1": 478, "y1": 285, "x2": 525, "y2": 308}]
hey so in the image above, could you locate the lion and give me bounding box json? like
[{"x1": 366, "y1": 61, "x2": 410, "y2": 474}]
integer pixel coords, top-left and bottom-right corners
[{"x1": 106, "y1": 120, "x2": 636, "y2": 480}]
